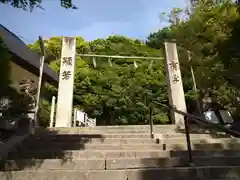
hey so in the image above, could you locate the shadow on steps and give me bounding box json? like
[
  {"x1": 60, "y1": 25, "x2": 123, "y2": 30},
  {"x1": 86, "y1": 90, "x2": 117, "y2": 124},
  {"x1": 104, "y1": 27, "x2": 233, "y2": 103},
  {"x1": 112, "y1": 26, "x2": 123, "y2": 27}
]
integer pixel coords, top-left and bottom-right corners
[
  {"x1": 0, "y1": 128, "x2": 104, "y2": 172},
  {"x1": 140, "y1": 138, "x2": 240, "y2": 180}
]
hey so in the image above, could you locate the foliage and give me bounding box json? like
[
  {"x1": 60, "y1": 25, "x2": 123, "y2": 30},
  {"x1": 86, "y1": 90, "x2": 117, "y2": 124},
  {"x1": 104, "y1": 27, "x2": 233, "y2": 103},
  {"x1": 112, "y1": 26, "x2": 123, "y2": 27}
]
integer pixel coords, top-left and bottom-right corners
[
  {"x1": 29, "y1": 36, "x2": 169, "y2": 126},
  {"x1": 0, "y1": 0, "x2": 76, "y2": 11},
  {"x1": 28, "y1": 37, "x2": 62, "y2": 64},
  {"x1": 147, "y1": 0, "x2": 240, "y2": 117},
  {"x1": 38, "y1": 99, "x2": 51, "y2": 127},
  {"x1": 147, "y1": 27, "x2": 173, "y2": 49}
]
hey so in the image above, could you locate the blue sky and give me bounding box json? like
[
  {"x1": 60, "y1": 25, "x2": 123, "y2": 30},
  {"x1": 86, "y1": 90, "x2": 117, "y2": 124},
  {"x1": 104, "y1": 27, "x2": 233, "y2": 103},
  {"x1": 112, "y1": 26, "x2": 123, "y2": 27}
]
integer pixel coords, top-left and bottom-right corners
[{"x1": 0, "y1": 0, "x2": 187, "y2": 44}]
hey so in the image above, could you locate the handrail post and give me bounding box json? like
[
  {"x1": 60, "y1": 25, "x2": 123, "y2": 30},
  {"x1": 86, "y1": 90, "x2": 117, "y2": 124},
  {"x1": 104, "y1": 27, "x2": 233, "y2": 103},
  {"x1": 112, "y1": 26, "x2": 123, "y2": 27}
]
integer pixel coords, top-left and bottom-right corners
[
  {"x1": 184, "y1": 115, "x2": 193, "y2": 166},
  {"x1": 149, "y1": 105, "x2": 154, "y2": 138}
]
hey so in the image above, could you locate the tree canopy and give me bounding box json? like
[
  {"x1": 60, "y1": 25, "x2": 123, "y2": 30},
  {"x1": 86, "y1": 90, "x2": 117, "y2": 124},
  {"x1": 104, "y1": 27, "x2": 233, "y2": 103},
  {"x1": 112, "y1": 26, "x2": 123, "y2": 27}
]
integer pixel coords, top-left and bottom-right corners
[
  {"x1": 0, "y1": 0, "x2": 76, "y2": 10},
  {"x1": 147, "y1": 0, "x2": 240, "y2": 118},
  {"x1": 29, "y1": 36, "x2": 169, "y2": 126}
]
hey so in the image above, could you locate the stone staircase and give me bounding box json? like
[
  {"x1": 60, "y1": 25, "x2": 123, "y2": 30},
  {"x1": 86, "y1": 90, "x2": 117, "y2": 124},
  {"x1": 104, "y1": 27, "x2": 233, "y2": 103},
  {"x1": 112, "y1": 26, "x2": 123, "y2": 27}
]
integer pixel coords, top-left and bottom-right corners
[{"x1": 1, "y1": 125, "x2": 240, "y2": 180}]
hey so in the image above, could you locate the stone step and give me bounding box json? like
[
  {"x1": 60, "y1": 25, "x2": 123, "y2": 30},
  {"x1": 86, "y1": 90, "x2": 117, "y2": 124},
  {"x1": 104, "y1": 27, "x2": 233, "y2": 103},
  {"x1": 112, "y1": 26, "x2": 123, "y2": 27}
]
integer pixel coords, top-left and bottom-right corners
[
  {"x1": 21, "y1": 140, "x2": 240, "y2": 151},
  {"x1": 33, "y1": 131, "x2": 233, "y2": 140},
  {"x1": 29, "y1": 133, "x2": 230, "y2": 143},
  {"x1": 163, "y1": 141, "x2": 240, "y2": 151},
  {"x1": 46, "y1": 125, "x2": 176, "y2": 131},
  {"x1": 7, "y1": 150, "x2": 170, "y2": 160},
  {"x1": 0, "y1": 166, "x2": 240, "y2": 180},
  {"x1": 157, "y1": 132, "x2": 233, "y2": 139},
  {"x1": 25, "y1": 137, "x2": 239, "y2": 149},
  {"x1": 160, "y1": 133, "x2": 234, "y2": 139},
  {"x1": 161, "y1": 136, "x2": 237, "y2": 141},
  {"x1": 36, "y1": 126, "x2": 176, "y2": 134},
  {"x1": 51, "y1": 130, "x2": 154, "y2": 134},
  {"x1": 105, "y1": 156, "x2": 240, "y2": 170},
  {"x1": 33, "y1": 133, "x2": 152, "y2": 138},
  {"x1": 26, "y1": 137, "x2": 156, "y2": 144},
  {"x1": 21, "y1": 143, "x2": 162, "y2": 151},
  {"x1": 8, "y1": 150, "x2": 240, "y2": 160},
  {"x1": 2, "y1": 156, "x2": 240, "y2": 171},
  {"x1": 47, "y1": 131, "x2": 223, "y2": 136}
]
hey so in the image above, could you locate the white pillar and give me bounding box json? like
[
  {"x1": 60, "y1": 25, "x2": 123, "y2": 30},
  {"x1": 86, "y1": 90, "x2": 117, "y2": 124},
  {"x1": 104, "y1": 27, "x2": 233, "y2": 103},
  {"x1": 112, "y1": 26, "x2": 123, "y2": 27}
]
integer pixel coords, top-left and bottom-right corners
[
  {"x1": 55, "y1": 37, "x2": 76, "y2": 127},
  {"x1": 49, "y1": 96, "x2": 56, "y2": 128},
  {"x1": 73, "y1": 108, "x2": 77, "y2": 127},
  {"x1": 164, "y1": 42, "x2": 187, "y2": 129}
]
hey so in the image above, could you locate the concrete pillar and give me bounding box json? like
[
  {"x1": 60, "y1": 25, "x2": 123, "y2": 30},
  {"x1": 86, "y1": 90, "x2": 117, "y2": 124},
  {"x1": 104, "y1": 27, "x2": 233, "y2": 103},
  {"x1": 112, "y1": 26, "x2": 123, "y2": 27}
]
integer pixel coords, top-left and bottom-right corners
[
  {"x1": 164, "y1": 42, "x2": 187, "y2": 129},
  {"x1": 55, "y1": 37, "x2": 76, "y2": 127},
  {"x1": 73, "y1": 108, "x2": 77, "y2": 127},
  {"x1": 49, "y1": 96, "x2": 56, "y2": 128}
]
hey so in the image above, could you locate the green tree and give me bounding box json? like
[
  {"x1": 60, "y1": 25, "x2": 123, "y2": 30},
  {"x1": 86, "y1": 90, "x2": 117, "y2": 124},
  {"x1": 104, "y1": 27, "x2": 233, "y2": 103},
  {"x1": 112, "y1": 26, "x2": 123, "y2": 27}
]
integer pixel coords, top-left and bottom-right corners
[
  {"x1": 147, "y1": 27, "x2": 173, "y2": 49},
  {"x1": 147, "y1": 0, "x2": 240, "y2": 117},
  {"x1": 0, "y1": 0, "x2": 76, "y2": 10},
  {"x1": 73, "y1": 36, "x2": 168, "y2": 125},
  {"x1": 29, "y1": 35, "x2": 170, "y2": 126}
]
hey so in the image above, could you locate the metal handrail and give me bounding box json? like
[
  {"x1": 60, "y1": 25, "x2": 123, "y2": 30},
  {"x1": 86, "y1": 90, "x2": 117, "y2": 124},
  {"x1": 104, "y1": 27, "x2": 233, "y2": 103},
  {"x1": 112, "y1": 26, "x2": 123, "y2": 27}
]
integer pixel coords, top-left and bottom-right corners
[
  {"x1": 152, "y1": 100, "x2": 240, "y2": 165},
  {"x1": 152, "y1": 101, "x2": 240, "y2": 137}
]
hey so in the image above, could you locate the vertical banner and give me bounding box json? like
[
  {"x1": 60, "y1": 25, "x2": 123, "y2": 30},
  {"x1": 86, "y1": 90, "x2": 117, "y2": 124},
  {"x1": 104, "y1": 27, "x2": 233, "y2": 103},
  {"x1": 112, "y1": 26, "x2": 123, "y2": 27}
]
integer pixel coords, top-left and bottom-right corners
[
  {"x1": 164, "y1": 42, "x2": 187, "y2": 129},
  {"x1": 55, "y1": 37, "x2": 76, "y2": 127}
]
